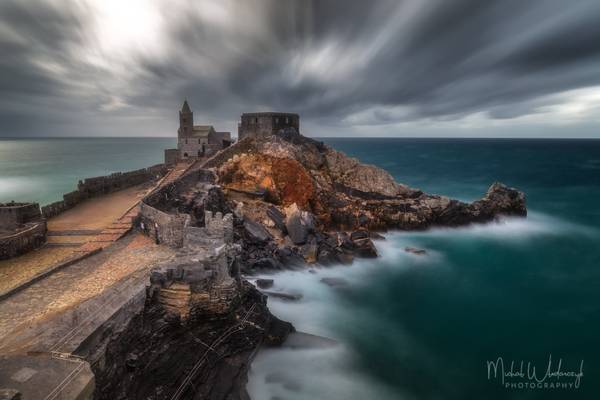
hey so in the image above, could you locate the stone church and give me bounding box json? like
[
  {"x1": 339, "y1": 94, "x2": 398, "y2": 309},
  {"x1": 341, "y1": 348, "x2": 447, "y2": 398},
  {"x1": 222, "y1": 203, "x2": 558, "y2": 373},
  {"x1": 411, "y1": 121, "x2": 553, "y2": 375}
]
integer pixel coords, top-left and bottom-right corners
[{"x1": 165, "y1": 100, "x2": 231, "y2": 164}]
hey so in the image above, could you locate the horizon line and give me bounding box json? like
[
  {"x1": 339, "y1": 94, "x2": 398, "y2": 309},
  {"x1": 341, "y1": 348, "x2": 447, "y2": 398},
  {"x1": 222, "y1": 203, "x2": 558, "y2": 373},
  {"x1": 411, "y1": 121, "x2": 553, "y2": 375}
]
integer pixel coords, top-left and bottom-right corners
[{"x1": 1, "y1": 136, "x2": 600, "y2": 140}]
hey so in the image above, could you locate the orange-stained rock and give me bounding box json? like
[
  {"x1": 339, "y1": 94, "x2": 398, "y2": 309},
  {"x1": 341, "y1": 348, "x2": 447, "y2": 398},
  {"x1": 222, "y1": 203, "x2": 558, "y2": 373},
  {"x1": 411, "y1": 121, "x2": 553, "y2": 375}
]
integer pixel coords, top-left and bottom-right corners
[{"x1": 218, "y1": 154, "x2": 315, "y2": 208}]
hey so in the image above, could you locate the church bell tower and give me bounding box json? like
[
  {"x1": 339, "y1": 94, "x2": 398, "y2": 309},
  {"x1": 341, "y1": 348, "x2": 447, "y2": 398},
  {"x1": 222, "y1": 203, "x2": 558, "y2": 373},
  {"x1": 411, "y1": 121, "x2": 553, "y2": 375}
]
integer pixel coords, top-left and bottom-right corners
[{"x1": 179, "y1": 99, "x2": 193, "y2": 138}]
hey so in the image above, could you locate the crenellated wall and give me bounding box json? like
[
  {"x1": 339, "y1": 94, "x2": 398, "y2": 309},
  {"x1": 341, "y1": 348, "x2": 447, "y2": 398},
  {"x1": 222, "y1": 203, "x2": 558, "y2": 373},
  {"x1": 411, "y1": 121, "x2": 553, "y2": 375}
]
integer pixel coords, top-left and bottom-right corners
[
  {"x1": 42, "y1": 164, "x2": 168, "y2": 219},
  {"x1": 0, "y1": 221, "x2": 47, "y2": 260},
  {"x1": 0, "y1": 202, "x2": 42, "y2": 230},
  {"x1": 0, "y1": 202, "x2": 46, "y2": 260},
  {"x1": 139, "y1": 202, "x2": 189, "y2": 247}
]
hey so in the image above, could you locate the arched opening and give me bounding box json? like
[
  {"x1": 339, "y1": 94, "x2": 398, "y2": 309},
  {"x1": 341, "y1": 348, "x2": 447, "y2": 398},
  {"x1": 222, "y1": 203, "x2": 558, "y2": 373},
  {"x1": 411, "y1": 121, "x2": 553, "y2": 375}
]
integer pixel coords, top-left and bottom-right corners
[{"x1": 183, "y1": 152, "x2": 188, "y2": 158}]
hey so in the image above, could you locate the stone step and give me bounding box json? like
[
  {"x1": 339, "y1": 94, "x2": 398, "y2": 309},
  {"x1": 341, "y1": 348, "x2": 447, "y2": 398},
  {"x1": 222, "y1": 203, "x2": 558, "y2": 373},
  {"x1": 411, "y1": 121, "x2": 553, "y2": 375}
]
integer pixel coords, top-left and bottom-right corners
[{"x1": 47, "y1": 229, "x2": 103, "y2": 236}]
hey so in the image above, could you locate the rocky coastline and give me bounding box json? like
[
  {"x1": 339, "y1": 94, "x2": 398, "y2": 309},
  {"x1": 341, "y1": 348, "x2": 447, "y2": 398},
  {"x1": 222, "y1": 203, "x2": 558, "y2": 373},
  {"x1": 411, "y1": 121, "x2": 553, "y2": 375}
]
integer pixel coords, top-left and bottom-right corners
[{"x1": 77, "y1": 129, "x2": 527, "y2": 400}]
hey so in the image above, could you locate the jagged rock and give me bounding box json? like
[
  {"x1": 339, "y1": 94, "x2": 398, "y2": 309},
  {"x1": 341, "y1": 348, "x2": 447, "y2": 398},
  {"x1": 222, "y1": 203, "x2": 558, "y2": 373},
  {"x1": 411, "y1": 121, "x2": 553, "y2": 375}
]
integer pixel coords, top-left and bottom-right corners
[
  {"x1": 316, "y1": 247, "x2": 337, "y2": 265},
  {"x1": 350, "y1": 230, "x2": 369, "y2": 241},
  {"x1": 299, "y1": 241, "x2": 318, "y2": 263},
  {"x1": 274, "y1": 246, "x2": 305, "y2": 267},
  {"x1": 352, "y1": 237, "x2": 378, "y2": 258},
  {"x1": 264, "y1": 316, "x2": 295, "y2": 346},
  {"x1": 370, "y1": 232, "x2": 386, "y2": 240},
  {"x1": 266, "y1": 205, "x2": 287, "y2": 233},
  {"x1": 243, "y1": 217, "x2": 273, "y2": 243},
  {"x1": 256, "y1": 278, "x2": 274, "y2": 289},
  {"x1": 250, "y1": 257, "x2": 282, "y2": 270},
  {"x1": 284, "y1": 203, "x2": 315, "y2": 245}
]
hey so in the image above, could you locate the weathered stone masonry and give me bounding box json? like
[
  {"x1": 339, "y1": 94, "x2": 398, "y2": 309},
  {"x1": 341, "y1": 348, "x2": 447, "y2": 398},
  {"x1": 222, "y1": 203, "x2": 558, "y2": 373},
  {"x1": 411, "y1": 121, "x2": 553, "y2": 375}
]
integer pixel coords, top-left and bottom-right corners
[
  {"x1": 238, "y1": 112, "x2": 299, "y2": 140},
  {"x1": 0, "y1": 202, "x2": 47, "y2": 260}
]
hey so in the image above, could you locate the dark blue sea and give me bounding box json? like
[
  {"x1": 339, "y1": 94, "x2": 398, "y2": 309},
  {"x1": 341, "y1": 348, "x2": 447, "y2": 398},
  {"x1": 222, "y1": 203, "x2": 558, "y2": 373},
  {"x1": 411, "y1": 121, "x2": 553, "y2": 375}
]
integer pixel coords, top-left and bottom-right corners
[
  {"x1": 248, "y1": 138, "x2": 600, "y2": 400},
  {"x1": 1, "y1": 137, "x2": 599, "y2": 399}
]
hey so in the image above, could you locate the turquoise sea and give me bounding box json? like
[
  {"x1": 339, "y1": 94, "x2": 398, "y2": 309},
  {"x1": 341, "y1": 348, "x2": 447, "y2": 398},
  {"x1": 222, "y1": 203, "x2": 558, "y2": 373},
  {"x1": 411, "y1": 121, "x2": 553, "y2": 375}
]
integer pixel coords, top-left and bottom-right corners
[
  {"x1": 0, "y1": 137, "x2": 175, "y2": 205},
  {"x1": 1, "y1": 137, "x2": 599, "y2": 399}
]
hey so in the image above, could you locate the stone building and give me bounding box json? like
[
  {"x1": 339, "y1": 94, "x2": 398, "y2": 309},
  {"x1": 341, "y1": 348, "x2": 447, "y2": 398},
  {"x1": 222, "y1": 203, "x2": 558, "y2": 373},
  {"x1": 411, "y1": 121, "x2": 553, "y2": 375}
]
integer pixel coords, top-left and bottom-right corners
[
  {"x1": 164, "y1": 100, "x2": 232, "y2": 164},
  {"x1": 237, "y1": 112, "x2": 300, "y2": 140}
]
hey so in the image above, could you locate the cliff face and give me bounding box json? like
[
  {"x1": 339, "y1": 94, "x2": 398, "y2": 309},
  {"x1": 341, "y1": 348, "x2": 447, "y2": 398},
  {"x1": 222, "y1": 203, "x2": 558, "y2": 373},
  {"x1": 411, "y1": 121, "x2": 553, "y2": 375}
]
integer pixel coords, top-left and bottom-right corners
[{"x1": 90, "y1": 282, "x2": 292, "y2": 400}]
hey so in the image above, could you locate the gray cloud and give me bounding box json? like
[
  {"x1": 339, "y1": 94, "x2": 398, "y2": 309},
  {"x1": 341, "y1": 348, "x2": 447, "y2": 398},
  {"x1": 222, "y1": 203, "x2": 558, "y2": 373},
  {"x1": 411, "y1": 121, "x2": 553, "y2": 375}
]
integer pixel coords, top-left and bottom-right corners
[{"x1": 1, "y1": 0, "x2": 600, "y2": 137}]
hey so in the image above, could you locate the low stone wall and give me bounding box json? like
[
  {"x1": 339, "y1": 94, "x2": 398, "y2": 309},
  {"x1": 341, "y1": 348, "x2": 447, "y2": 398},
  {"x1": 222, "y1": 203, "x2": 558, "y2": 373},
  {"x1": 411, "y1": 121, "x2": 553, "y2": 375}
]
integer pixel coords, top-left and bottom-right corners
[
  {"x1": 42, "y1": 164, "x2": 168, "y2": 219},
  {"x1": 139, "y1": 202, "x2": 189, "y2": 247},
  {"x1": 0, "y1": 221, "x2": 47, "y2": 260},
  {"x1": 182, "y1": 211, "x2": 234, "y2": 248},
  {"x1": 0, "y1": 202, "x2": 42, "y2": 230}
]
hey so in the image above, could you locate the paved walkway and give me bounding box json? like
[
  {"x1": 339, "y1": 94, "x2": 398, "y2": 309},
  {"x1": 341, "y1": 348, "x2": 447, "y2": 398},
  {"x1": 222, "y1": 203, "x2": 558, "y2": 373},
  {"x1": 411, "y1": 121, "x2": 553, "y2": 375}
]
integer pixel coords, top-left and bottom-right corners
[
  {"x1": 0, "y1": 233, "x2": 177, "y2": 353},
  {"x1": 0, "y1": 162, "x2": 193, "y2": 297}
]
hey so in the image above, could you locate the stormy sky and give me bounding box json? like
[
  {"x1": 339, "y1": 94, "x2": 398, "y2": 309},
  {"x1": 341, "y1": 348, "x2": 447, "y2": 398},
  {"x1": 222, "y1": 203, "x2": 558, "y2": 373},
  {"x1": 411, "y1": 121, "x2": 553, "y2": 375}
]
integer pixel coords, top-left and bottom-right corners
[{"x1": 1, "y1": 0, "x2": 600, "y2": 138}]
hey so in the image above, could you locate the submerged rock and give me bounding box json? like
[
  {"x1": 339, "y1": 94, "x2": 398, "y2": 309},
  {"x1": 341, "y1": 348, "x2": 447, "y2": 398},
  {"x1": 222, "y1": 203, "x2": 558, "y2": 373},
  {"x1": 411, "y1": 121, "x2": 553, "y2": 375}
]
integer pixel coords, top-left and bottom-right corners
[
  {"x1": 282, "y1": 331, "x2": 338, "y2": 349},
  {"x1": 405, "y1": 247, "x2": 427, "y2": 255},
  {"x1": 256, "y1": 278, "x2": 274, "y2": 289},
  {"x1": 263, "y1": 291, "x2": 303, "y2": 301},
  {"x1": 320, "y1": 277, "x2": 349, "y2": 288}
]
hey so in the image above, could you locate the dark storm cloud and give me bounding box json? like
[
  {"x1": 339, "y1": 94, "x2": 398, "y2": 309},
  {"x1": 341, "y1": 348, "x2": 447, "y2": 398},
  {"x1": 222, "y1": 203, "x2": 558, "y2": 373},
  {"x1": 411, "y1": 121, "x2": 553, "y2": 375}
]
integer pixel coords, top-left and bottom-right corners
[{"x1": 1, "y1": 0, "x2": 600, "y2": 137}]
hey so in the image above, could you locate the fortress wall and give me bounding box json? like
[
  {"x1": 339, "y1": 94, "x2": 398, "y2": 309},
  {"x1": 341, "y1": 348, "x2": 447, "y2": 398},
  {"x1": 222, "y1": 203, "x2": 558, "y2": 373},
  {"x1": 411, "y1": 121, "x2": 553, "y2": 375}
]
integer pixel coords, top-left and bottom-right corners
[
  {"x1": 164, "y1": 149, "x2": 178, "y2": 165},
  {"x1": 1, "y1": 202, "x2": 42, "y2": 230},
  {"x1": 182, "y1": 211, "x2": 233, "y2": 249},
  {"x1": 139, "y1": 202, "x2": 188, "y2": 247},
  {"x1": 42, "y1": 164, "x2": 168, "y2": 219},
  {"x1": 0, "y1": 221, "x2": 47, "y2": 260}
]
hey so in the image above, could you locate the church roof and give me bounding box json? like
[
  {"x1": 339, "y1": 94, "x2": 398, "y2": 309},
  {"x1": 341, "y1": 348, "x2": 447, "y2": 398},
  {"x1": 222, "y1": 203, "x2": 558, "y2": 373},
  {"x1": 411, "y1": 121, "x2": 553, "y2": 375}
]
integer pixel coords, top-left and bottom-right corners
[
  {"x1": 181, "y1": 99, "x2": 191, "y2": 113},
  {"x1": 190, "y1": 125, "x2": 215, "y2": 137}
]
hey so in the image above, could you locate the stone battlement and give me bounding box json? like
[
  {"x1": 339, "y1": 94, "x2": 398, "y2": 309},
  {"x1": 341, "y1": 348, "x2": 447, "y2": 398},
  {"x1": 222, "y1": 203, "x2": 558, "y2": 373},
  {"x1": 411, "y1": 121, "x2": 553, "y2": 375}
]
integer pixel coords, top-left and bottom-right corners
[
  {"x1": 0, "y1": 202, "x2": 42, "y2": 230},
  {"x1": 0, "y1": 202, "x2": 46, "y2": 260},
  {"x1": 238, "y1": 112, "x2": 300, "y2": 140},
  {"x1": 42, "y1": 164, "x2": 167, "y2": 219}
]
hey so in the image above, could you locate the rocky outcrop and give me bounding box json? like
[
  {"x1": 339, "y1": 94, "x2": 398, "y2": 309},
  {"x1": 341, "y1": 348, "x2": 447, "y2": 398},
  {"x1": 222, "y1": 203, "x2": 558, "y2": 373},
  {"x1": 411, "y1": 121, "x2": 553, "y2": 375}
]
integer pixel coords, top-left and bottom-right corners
[
  {"x1": 201, "y1": 130, "x2": 526, "y2": 272},
  {"x1": 209, "y1": 132, "x2": 525, "y2": 233}
]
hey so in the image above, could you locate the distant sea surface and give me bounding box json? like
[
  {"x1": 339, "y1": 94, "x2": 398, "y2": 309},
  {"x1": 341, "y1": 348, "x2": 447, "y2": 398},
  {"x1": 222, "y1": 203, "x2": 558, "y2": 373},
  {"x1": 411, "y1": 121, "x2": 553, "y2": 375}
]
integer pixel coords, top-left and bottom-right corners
[
  {"x1": 0, "y1": 137, "x2": 175, "y2": 205},
  {"x1": 2, "y1": 137, "x2": 599, "y2": 399}
]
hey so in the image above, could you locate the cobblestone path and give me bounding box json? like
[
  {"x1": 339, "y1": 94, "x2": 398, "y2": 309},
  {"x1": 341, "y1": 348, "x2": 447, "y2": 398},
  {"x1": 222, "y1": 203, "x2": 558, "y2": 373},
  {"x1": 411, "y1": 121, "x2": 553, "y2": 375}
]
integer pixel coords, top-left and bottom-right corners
[{"x1": 0, "y1": 233, "x2": 177, "y2": 351}]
